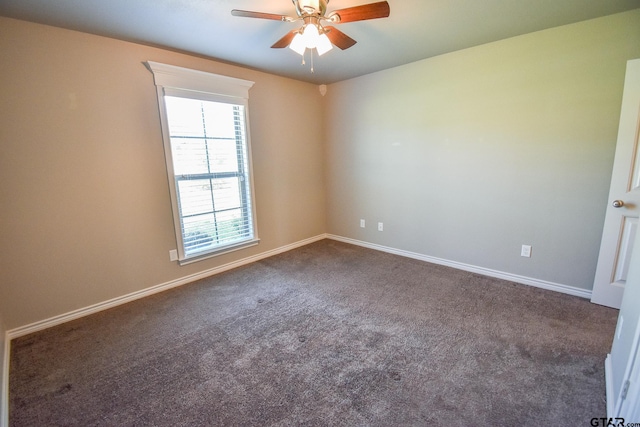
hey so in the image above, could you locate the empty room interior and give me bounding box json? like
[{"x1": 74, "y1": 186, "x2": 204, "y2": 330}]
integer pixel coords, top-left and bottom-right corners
[{"x1": 2, "y1": 0, "x2": 640, "y2": 425}]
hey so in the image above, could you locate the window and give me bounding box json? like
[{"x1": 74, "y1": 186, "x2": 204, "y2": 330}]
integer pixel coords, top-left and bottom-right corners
[{"x1": 146, "y1": 62, "x2": 258, "y2": 264}]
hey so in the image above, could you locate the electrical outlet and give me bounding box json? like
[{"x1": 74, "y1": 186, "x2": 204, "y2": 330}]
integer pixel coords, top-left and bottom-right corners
[
  {"x1": 169, "y1": 249, "x2": 178, "y2": 261},
  {"x1": 521, "y1": 245, "x2": 532, "y2": 258},
  {"x1": 378, "y1": 222, "x2": 384, "y2": 231},
  {"x1": 360, "y1": 219, "x2": 365, "y2": 228}
]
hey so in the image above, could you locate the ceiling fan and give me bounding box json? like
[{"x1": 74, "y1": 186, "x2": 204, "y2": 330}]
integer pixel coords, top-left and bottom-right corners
[{"x1": 231, "y1": 0, "x2": 390, "y2": 56}]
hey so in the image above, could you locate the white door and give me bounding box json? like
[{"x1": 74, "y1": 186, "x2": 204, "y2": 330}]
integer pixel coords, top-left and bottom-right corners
[
  {"x1": 618, "y1": 347, "x2": 639, "y2": 421},
  {"x1": 592, "y1": 58, "x2": 640, "y2": 309},
  {"x1": 608, "y1": 206, "x2": 640, "y2": 417}
]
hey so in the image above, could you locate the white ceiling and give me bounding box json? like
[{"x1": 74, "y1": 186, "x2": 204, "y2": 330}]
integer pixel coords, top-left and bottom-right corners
[{"x1": 1, "y1": 0, "x2": 639, "y2": 84}]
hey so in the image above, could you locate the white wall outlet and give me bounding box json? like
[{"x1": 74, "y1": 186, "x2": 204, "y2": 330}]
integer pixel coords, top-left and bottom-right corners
[
  {"x1": 521, "y1": 245, "x2": 532, "y2": 258},
  {"x1": 169, "y1": 249, "x2": 178, "y2": 261},
  {"x1": 360, "y1": 219, "x2": 365, "y2": 228},
  {"x1": 378, "y1": 222, "x2": 384, "y2": 231}
]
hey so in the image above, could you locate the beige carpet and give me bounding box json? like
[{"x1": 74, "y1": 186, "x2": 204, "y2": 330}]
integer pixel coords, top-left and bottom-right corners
[{"x1": 9, "y1": 240, "x2": 617, "y2": 426}]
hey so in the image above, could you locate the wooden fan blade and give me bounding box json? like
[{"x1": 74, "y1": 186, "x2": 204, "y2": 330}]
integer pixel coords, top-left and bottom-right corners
[
  {"x1": 271, "y1": 31, "x2": 298, "y2": 48},
  {"x1": 231, "y1": 9, "x2": 287, "y2": 21},
  {"x1": 331, "y1": 1, "x2": 390, "y2": 23},
  {"x1": 323, "y1": 26, "x2": 357, "y2": 50}
]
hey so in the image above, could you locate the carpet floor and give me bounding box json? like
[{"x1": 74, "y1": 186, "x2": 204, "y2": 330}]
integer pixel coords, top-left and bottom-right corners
[{"x1": 9, "y1": 240, "x2": 618, "y2": 426}]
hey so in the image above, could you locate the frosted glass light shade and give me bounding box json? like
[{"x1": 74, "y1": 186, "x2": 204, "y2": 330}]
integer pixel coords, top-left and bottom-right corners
[
  {"x1": 303, "y1": 24, "x2": 320, "y2": 48},
  {"x1": 316, "y1": 33, "x2": 333, "y2": 56},
  {"x1": 289, "y1": 33, "x2": 306, "y2": 55}
]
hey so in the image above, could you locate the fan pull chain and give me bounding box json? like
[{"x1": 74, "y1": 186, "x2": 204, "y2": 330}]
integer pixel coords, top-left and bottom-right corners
[
  {"x1": 310, "y1": 50, "x2": 314, "y2": 73},
  {"x1": 299, "y1": 49, "x2": 315, "y2": 74}
]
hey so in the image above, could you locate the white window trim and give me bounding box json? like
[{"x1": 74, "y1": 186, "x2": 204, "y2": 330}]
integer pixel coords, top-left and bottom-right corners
[
  {"x1": 146, "y1": 61, "x2": 254, "y2": 99},
  {"x1": 146, "y1": 61, "x2": 259, "y2": 264}
]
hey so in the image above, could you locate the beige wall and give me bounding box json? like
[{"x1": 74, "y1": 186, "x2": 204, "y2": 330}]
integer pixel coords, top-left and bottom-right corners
[
  {"x1": 0, "y1": 17, "x2": 326, "y2": 330},
  {"x1": 324, "y1": 10, "x2": 640, "y2": 290}
]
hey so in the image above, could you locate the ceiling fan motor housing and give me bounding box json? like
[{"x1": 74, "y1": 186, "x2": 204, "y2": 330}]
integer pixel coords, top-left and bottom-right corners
[{"x1": 294, "y1": 0, "x2": 329, "y2": 17}]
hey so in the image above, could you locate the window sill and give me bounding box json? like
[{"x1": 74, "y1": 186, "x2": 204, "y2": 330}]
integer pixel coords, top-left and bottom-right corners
[{"x1": 178, "y1": 238, "x2": 260, "y2": 266}]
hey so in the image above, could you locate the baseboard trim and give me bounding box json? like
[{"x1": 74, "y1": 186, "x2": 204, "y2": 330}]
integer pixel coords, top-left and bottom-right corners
[
  {"x1": 327, "y1": 234, "x2": 592, "y2": 299},
  {"x1": 605, "y1": 353, "x2": 614, "y2": 417},
  {"x1": 5, "y1": 234, "x2": 593, "y2": 339},
  {"x1": 6, "y1": 234, "x2": 328, "y2": 341},
  {"x1": 1, "y1": 331, "x2": 9, "y2": 427}
]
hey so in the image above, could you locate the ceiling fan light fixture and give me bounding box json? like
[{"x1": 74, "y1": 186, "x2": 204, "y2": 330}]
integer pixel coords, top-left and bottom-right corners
[{"x1": 289, "y1": 22, "x2": 333, "y2": 56}]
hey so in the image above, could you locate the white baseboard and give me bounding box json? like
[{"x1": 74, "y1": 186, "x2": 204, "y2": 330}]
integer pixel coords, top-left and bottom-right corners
[
  {"x1": 5, "y1": 233, "x2": 592, "y2": 340},
  {"x1": 6, "y1": 234, "x2": 327, "y2": 341},
  {"x1": 1, "y1": 332, "x2": 8, "y2": 427},
  {"x1": 327, "y1": 234, "x2": 592, "y2": 299},
  {"x1": 605, "y1": 353, "x2": 614, "y2": 417}
]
